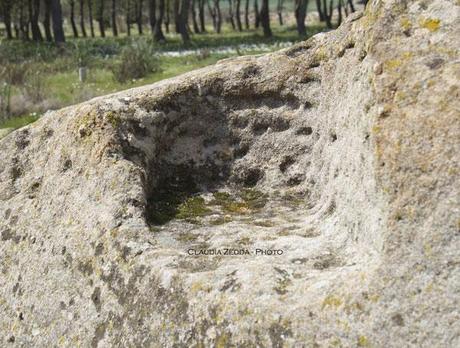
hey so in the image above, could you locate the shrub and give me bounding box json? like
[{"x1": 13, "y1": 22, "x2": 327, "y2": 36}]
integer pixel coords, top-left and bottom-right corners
[
  {"x1": 195, "y1": 48, "x2": 211, "y2": 61},
  {"x1": 111, "y1": 40, "x2": 161, "y2": 83},
  {"x1": 73, "y1": 41, "x2": 92, "y2": 68},
  {"x1": 0, "y1": 63, "x2": 29, "y2": 86},
  {"x1": 23, "y1": 71, "x2": 45, "y2": 104}
]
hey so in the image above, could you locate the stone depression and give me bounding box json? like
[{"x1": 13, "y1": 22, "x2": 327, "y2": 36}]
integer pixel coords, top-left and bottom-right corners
[{"x1": 0, "y1": 1, "x2": 459, "y2": 347}]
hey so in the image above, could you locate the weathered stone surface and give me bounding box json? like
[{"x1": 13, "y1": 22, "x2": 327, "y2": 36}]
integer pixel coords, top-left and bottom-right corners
[{"x1": 0, "y1": 0, "x2": 459, "y2": 347}]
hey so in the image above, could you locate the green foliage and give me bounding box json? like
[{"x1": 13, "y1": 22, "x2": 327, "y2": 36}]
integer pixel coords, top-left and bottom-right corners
[{"x1": 111, "y1": 40, "x2": 161, "y2": 83}]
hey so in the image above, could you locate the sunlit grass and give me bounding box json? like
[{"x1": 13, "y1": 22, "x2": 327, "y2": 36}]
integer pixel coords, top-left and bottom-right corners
[{"x1": 0, "y1": 113, "x2": 40, "y2": 130}]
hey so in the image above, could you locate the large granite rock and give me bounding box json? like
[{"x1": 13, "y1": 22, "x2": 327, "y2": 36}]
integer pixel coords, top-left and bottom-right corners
[{"x1": 0, "y1": 0, "x2": 459, "y2": 346}]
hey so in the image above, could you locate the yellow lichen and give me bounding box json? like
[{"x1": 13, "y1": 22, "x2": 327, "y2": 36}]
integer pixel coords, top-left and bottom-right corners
[
  {"x1": 216, "y1": 333, "x2": 229, "y2": 348},
  {"x1": 400, "y1": 17, "x2": 412, "y2": 31},
  {"x1": 420, "y1": 18, "x2": 441, "y2": 32},
  {"x1": 358, "y1": 335, "x2": 370, "y2": 347},
  {"x1": 322, "y1": 295, "x2": 343, "y2": 309},
  {"x1": 423, "y1": 243, "x2": 433, "y2": 257},
  {"x1": 368, "y1": 294, "x2": 380, "y2": 303},
  {"x1": 190, "y1": 281, "x2": 208, "y2": 294},
  {"x1": 384, "y1": 52, "x2": 414, "y2": 71}
]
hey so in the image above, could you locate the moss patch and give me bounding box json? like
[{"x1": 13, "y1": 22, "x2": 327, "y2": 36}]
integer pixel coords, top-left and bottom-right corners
[
  {"x1": 176, "y1": 197, "x2": 212, "y2": 220},
  {"x1": 210, "y1": 189, "x2": 267, "y2": 215}
]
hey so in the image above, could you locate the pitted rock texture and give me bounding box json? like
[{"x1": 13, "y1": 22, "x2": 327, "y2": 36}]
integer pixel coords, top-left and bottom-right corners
[{"x1": 1, "y1": 0, "x2": 459, "y2": 347}]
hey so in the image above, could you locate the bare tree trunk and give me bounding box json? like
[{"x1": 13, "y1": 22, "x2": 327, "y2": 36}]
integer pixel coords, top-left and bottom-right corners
[
  {"x1": 70, "y1": 0, "x2": 79, "y2": 38},
  {"x1": 19, "y1": 0, "x2": 29, "y2": 40},
  {"x1": 254, "y1": 0, "x2": 260, "y2": 28},
  {"x1": 2, "y1": 0, "x2": 13, "y2": 39},
  {"x1": 215, "y1": 0, "x2": 222, "y2": 33},
  {"x1": 51, "y1": 0, "x2": 65, "y2": 43},
  {"x1": 30, "y1": 0, "x2": 43, "y2": 41},
  {"x1": 154, "y1": 0, "x2": 166, "y2": 41},
  {"x1": 235, "y1": 0, "x2": 242, "y2": 31},
  {"x1": 277, "y1": 0, "x2": 284, "y2": 25},
  {"x1": 191, "y1": 0, "x2": 200, "y2": 33},
  {"x1": 98, "y1": 0, "x2": 106, "y2": 37},
  {"x1": 347, "y1": 0, "x2": 355, "y2": 12},
  {"x1": 88, "y1": 0, "x2": 95, "y2": 37},
  {"x1": 174, "y1": 0, "x2": 180, "y2": 33},
  {"x1": 198, "y1": 0, "x2": 206, "y2": 32},
  {"x1": 164, "y1": 0, "x2": 170, "y2": 32},
  {"x1": 207, "y1": 0, "x2": 221, "y2": 33},
  {"x1": 79, "y1": 0, "x2": 87, "y2": 37},
  {"x1": 244, "y1": 0, "x2": 249, "y2": 29},
  {"x1": 337, "y1": 0, "x2": 343, "y2": 26},
  {"x1": 43, "y1": 0, "x2": 53, "y2": 41},
  {"x1": 228, "y1": 0, "x2": 235, "y2": 30},
  {"x1": 149, "y1": 0, "x2": 156, "y2": 33},
  {"x1": 260, "y1": 0, "x2": 271, "y2": 37},
  {"x1": 207, "y1": 0, "x2": 216, "y2": 31},
  {"x1": 295, "y1": 0, "x2": 308, "y2": 36},
  {"x1": 137, "y1": 0, "x2": 143, "y2": 34},
  {"x1": 126, "y1": 0, "x2": 131, "y2": 35},
  {"x1": 177, "y1": 0, "x2": 190, "y2": 43},
  {"x1": 316, "y1": 0, "x2": 324, "y2": 21},
  {"x1": 112, "y1": 0, "x2": 118, "y2": 36},
  {"x1": 14, "y1": 23, "x2": 20, "y2": 39},
  {"x1": 322, "y1": 0, "x2": 332, "y2": 28}
]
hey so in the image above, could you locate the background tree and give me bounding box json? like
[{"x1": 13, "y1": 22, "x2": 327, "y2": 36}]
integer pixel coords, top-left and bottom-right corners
[
  {"x1": 235, "y1": 0, "x2": 242, "y2": 31},
  {"x1": 51, "y1": 0, "x2": 66, "y2": 43},
  {"x1": 191, "y1": 0, "x2": 200, "y2": 33},
  {"x1": 198, "y1": 0, "x2": 205, "y2": 32},
  {"x1": 228, "y1": 0, "x2": 235, "y2": 30},
  {"x1": 135, "y1": 0, "x2": 143, "y2": 35},
  {"x1": 164, "y1": 0, "x2": 170, "y2": 32},
  {"x1": 88, "y1": 0, "x2": 96, "y2": 37},
  {"x1": 69, "y1": 0, "x2": 79, "y2": 38},
  {"x1": 3, "y1": 1, "x2": 12, "y2": 39},
  {"x1": 29, "y1": 0, "x2": 43, "y2": 41},
  {"x1": 316, "y1": 0, "x2": 324, "y2": 22},
  {"x1": 322, "y1": 0, "x2": 333, "y2": 28},
  {"x1": 18, "y1": 0, "x2": 29, "y2": 40},
  {"x1": 173, "y1": 0, "x2": 179, "y2": 32},
  {"x1": 253, "y1": 0, "x2": 259, "y2": 28},
  {"x1": 277, "y1": 0, "x2": 284, "y2": 26},
  {"x1": 97, "y1": 0, "x2": 106, "y2": 37},
  {"x1": 0, "y1": 0, "x2": 359, "y2": 45},
  {"x1": 260, "y1": 0, "x2": 271, "y2": 37},
  {"x1": 295, "y1": 0, "x2": 308, "y2": 36},
  {"x1": 79, "y1": 0, "x2": 88, "y2": 37},
  {"x1": 149, "y1": 0, "x2": 156, "y2": 34},
  {"x1": 153, "y1": 0, "x2": 166, "y2": 41},
  {"x1": 244, "y1": 0, "x2": 249, "y2": 30},
  {"x1": 125, "y1": 0, "x2": 132, "y2": 36},
  {"x1": 111, "y1": 0, "x2": 118, "y2": 36},
  {"x1": 0, "y1": 0, "x2": 13, "y2": 39},
  {"x1": 177, "y1": 0, "x2": 190, "y2": 43},
  {"x1": 43, "y1": 0, "x2": 53, "y2": 41}
]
